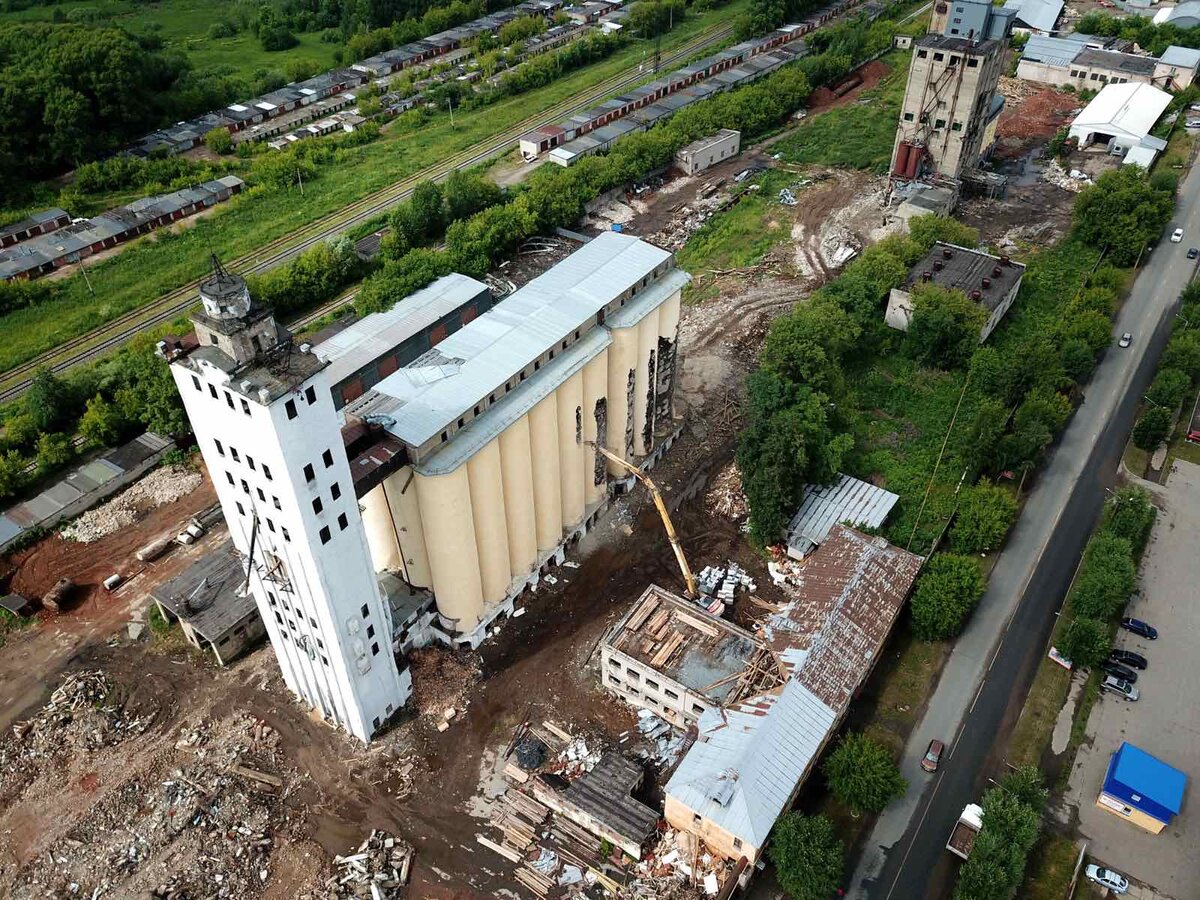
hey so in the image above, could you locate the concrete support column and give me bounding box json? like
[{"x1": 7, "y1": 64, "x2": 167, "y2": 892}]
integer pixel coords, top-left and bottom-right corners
[
  {"x1": 381, "y1": 468, "x2": 432, "y2": 589},
  {"x1": 529, "y1": 393, "x2": 564, "y2": 553},
  {"x1": 606, "y1": 325, "x2": 639, "y2": 475},
  {"x1": 467, "y1": 441, "x2": 511, "y2": 605},
  {"x1": 634, "y1": 307, "x2": 661, "y2": 457},
  {"x1": 360, "y1": 484, "x2": 402, "y2": 572},
  {"x1": 415, "y1": 467, "x2": 484, "y2": 632},
  {"x1": 557, "y1": 371, "x2": 585, "y2": 529},
  {"x1": 499, "y1": 416, "x2": 538, "y2": 578},
  {"x1": 582, "y1": 350, "x2": 608, "y2": 507}
]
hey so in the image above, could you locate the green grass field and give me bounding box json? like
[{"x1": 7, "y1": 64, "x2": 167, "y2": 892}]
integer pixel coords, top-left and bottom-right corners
[
  {"x1": 773, "y1": 50, "x2": 909, "y2": 174},
  {"x1": 2, "y1": 0, "x2": 342, "y2": 81},
  {"x1": 0, "y1": 1, "x2": 747, "y2": 375}
]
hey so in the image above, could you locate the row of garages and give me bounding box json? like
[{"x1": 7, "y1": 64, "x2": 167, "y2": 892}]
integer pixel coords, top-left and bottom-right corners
[
  {"x1": 128, "y1": 0, "x2": 593, "y2": 158},
  {"x1": 521, "y1": 0, "x2": 882, "y2": 163},
  {"x1": 0, "y1": 176, "x2": 245, "y2": 281}
]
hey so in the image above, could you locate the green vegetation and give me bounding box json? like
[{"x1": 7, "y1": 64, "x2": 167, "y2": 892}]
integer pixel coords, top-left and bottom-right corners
[
  {"x1": 906, "y1": 282, "x2": 988, "y2": 369},
  {"x1": 909, "y1": 554, "x2": 987, "y2": 641},
  {"x1": 822, "y1": 731, "x2": 907, "y2": 813},
  {"x1": 1076, "y1": 11, "x2": 1200, "y2": 55},
  {"x1": 0, "y1": 605, "x2": 34, "y2": 649},
  {"x1": 772, "y1": 52, "x2": 908, "y2": 172},
  {"x1": 769, "y1": 813, "x2": 844, "y2": 900},
  {"x1": 676, "y1": 173, "x2": 791, "y2": 282},
  {"x1": 1072, "y1": 165, "x2": 1175, "y2": 266},
  {"x1": 953, "y1": 767, "x2": 1047, "y2": 900},
  {"x1": 0, "y1": 0, "x2": 753, "y2": 376},
  {"x1": 951, "y1": 481, "x2": 1017, "y2": 553},
  {"x1": 1020, "y1": 835, "x2": 1080, "y2": 900}
]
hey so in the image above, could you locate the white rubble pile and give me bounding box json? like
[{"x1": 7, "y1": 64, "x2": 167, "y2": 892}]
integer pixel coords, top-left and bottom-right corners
[
  {"x1": 1040, "y1": 158, "x2": 1091, "y2": 193},
  {"x1": 697, "y1": 562, "x2": 756, "y2": 605},
  {"x1": 703, "y1": 462, "x2": 749, "y2": 522},
  {"x1": 63, "y1": 464, "x2": 203, "y2": 542},
  {"x1": 627, "y1": 710, "x2": 687, "y2": 768},
  {"x1": 315, "y1": 830, "x2": 413, "y2": 899}
]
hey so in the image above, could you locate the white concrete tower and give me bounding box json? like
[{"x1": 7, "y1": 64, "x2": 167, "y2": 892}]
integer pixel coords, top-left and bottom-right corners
[{"x1": 163, "y1": 257, "x2": 410, "y2": 743}]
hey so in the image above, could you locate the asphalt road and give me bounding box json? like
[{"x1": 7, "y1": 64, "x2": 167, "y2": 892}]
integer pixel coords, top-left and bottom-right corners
[{"x1": 852, "y1": 158, "x2": 1200, "y2": 900}]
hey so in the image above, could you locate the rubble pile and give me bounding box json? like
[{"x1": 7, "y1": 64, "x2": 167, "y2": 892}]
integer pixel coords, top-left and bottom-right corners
[
  {"x1": 315, "y1": 830, "x2": 413, "y2": 899},
  {"x1": 625, "y1": 710, "x2": 687, "y2": 768},
  {"x1": 626, "y1": 827, "x2": 729, "y2": 898},
  {"x1": 697, "y1": 563, "x2": 756, "y2": 605},
  {"x1": 1040, "y1": 158, "x2": 1092, "y2": 193},
  {"x1": 5, "y1": 670, "x2": 156, "y2": 767},
  {"x1": 703, "y1": 462, "x2": 749, "y2": 522},
  {"x1": 996, "y1": 220, "x2": 1060, "y2": 254},
  {"x1": 407, "y1": 647, "x2": 481, "y2": 718},
  {"x1": 650, "y1": 193, "x2": 729, "y2": 251},
  {"x1": 63, "y1": 465, "x2": 203, "y2": 542}
]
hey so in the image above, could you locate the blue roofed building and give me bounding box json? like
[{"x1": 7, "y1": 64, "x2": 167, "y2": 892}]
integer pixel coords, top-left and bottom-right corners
[{"x1": 1098, "y1": 742, "x2": 1187, "y2": 834}]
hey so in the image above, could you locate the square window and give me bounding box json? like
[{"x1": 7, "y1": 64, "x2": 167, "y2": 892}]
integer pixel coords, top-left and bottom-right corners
[
  {"x1": 209, "y1": 384, "x2": 218, "y2": 399},
  {"x1": 215, "y1": 439, "x2": 225, "y2": 456},
  {"x1": 240, "y1": 398, "x2": 250, "y2": 416},
  {"x1": 321, "y1": 655, "x2": 329, "y2": 666},
  {"x1": 225, "y1": 391, "x2": 235, "y2": 409},
  {"x1": 275, "y1": 611, "x2": 283, "y2": 624},
  {"x1": 241, "y1": 479, "x2": 249, "y2": 494},
  {"x1": 331, "y1": 483, "x2": 341, "y2": 501},
  {"x1": 367, "y1": 624, "x2": 375, "y2": 639},
  {"x1": 917, "y1": 49, "x2": 927, "y2": 58},
  {"x1": 192, "y1": 375, "x2": 201, "y2": 392},
  {"x1": 317, "y1": 638, "x2": 324, "y2": 649},
  {"x1": 903, "y1": 112, "x2": 914, "y2": 122},
  {"x1": 282, "y1": 527, "x2": 290, "y2": 542},
  {"x1": 303, "y1": 463, "x2": 315, "y2": 483},
  {"x1": 693, "y1": 813, "x2": 702, "y2": 825},
  {"x1": 263, "y1": 464, "x2": 272, "y2": 481},
  {"x1": 360, "y1": 604, "x2": 369, "y2": 619},
  {"x1": 312, "y1": 497, "x2": 324, "y2": 515},
  {"x1": 257, "y1": 488, "x2": 265, "y2": 501},
  {"x1": 268, "y1": 593, "x2": 277, "y2": 606},
  {"x1": 226, "y1": 471, "x2": 234, "y2": 486},
  {"x1": 305, "y1": 386, "x2": 316, "y2": 404},
  {"x1": 933, "y1": 52, "x2": 944, "y2": 61},
  {"x1": 236, "y1": 501, "x2": 245, "y2": 516},
  {"x1": 338, "y1": 512, "x2": 348, "y2": 531},
  {"x1": 322, "y1": 449, "x2": 333, "y2": 468},
  {"x1": 273, "y1": 496, "x2": 281, "y2": 510},
  {"x1": 231, "y1": 447, "x2": 240, "y2": 462},
  {"x1": 319, "y1": 526, "x2": 331, "y2": 544},
  {"x1": 267, "y1": 518, "x2": 275, "y2": 532},
  {"x1": 733, "y1": 838, "x2": 743, "y2": 849},
  {"x1": 371, "y1": 642, "x2": 380, "y2": 656},
  {"x1": 246, "y1": 455, "x2": 255, "y2": 470},
  {"x1": 967, "y1": 57, "x2": 978, "y2": 67},
  {"x1": 285, "y1": 399, "x2": 298, "y2": 419}
]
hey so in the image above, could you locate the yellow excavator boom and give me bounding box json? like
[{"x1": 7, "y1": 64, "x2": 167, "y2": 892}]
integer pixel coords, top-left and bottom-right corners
[{"x1": 587, "y1": 442, "x2": 698, "y2": 599}]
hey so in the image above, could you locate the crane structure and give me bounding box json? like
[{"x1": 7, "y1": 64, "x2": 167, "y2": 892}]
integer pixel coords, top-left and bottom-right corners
[{"x1": 586, "y1": 442, "x2": 698, "y2": 599}]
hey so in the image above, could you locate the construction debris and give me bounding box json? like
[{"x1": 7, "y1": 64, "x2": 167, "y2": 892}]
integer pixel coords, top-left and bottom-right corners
[
  {"x1": 704, "y1": 462, "x2": 749, "y2": 523},
  {"x1": 318, "y1": 830, "x2": 413, "y2": 899},
  {"x1": 62, "y1": 465, "x2": 203, "y2": 543},
  {"x1": 1040, "y1": 158, "x2": 1091, "y2": 193},
  {"x1": 697, "y1": 562, "x2": 755, "y2": 605},
  {"x1": 407, "y1": 646, "x2": 480, "y2": 719}
]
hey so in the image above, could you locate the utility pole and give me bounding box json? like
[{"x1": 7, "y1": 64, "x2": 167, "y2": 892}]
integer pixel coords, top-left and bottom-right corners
[
  {"x1": 448, "y1": 96, "x2": 455, "y2": 127},
  {"x1": 296, "y1": 166, "x2": 304, "y2": 196},
  {"x1": 72, "y1": 253, "x2": 94, "y2": 297}
]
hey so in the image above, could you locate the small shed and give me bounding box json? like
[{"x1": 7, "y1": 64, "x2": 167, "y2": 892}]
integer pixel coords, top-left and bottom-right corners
[
  {"x1": 1098, "y1": 742, "x2": 1187, "y2": 834},
  {"x1": 675, "y1": 129, "x2": 741, "y2": 176}
]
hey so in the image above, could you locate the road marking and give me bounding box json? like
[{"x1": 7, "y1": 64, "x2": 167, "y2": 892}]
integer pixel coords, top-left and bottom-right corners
[{"x1": 882, "y1": 773, "x2": 945, "y2": 900}]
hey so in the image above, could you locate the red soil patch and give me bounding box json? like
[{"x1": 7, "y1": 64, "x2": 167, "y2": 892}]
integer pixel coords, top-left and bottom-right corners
[
  {"x1": 995, "y1": 85, "x2": 1081, "y2": 157},
  {"x1": 808, "y1": 60, "x2": 891, "y2": 110}
]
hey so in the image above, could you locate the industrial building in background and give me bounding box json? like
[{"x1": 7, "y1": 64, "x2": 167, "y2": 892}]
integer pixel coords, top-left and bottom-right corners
[
  {"x1": 890, "y1": 0, "x2": 1014, "y2": 189},
  {"x1": 162, "y1": 233, "x2": 689, "y2": 741}
]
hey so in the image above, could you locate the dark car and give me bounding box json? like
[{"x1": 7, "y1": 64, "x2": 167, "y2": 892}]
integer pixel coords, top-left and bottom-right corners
[
  {"x1": 1121, "y1": 617, "x2": 1158, "y2": 640},
  {"x1": 1109, "y1": 649, "x2": 1148, "y2": 670},
  {"x1": 921, "y1": 739, "x2": 945, "y2": 773},
  {"x1": 1189, "y1": 247, "x2": 1199, "y2": 259},
  {"x1": 1099, "y1": 660, "x2": 1138, "y2": 683}
]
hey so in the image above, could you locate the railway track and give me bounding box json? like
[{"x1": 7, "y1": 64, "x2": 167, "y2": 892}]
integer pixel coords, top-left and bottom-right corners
[{"x1": 0, "y1": 22, "x2": 734, "y2": 403}]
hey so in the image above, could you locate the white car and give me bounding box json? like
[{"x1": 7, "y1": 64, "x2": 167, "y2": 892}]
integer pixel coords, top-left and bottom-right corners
[
  {"x1": 1118, "y1": 332, "x2": 1132, "y2": 348},
  {"x1": 1172, "y1": 227, "x2": 1185, "y2": 243},
  {"x1": 1085, "y1": 864, "x2": 1129, "y2": 894}
]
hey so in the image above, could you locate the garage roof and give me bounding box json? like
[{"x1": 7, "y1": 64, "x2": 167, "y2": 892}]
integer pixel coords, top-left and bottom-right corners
[{"x1": 1071, "y1": 82, "x2": 1172, "y2": 143}]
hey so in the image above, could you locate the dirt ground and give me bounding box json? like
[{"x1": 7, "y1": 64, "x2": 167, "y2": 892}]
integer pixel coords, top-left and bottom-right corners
[{"x1": 806, "y1": 60, "x2": 892, "y2": 111}]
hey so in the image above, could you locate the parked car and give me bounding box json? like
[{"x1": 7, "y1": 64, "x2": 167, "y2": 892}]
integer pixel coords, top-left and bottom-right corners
[
  {"x1": 1085, "y1": 864, "x2": 1129, "y2": 894},
  {"x1": 1109, "y1": 649, "x2": 1147, "y2": 670},
  {"x1": 921, "y1": 739, "x2": 945, "y2": 773},
  {"x1": 1172, "y1": 227, "x2": 1185, "y2": 242},
  {"x1": 1118, "y1": 332, "x2": 1133, "y2": 348},
  {"x1": 1189, "y1": 247, "x2": 1199, "y2": 259},
  {"x1": 1099, "y1": 660, "x2": 1138, "y2": 683},
  {"x1": 1121, "y1": 617, "x2": 1158, "y2": 640},
  {"x1": 1100, "y1": 675, "x2": 1140, "y2": 701}
]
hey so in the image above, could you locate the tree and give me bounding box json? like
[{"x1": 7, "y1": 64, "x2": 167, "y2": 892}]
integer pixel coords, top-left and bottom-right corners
[
  {"x1": 1103, "y1": 487, "x2": 1155, "y2": 559},
  {"x1": 1161, "y1": 329, "x2": 1200, "y2": 380},
  {"x1": 952, "y1": 480, "x2": 1017, "y2": 553},
  {"x1": 953, "y1": 769, "x2": 1044, "y2": 900},
  {"x1": 910, "y1": 554, "x2": 986, "y2": 641},
  {"x1": 205, "y1": 128, "x2": 233, "y2": 155},
  {"x1": 443, "y1": 169, "x2": 503, "y2": 223},
  {"x1": 1058, "y1": 616, "x2": 1111, "y2": 668},
  {"x1": 285, "y1": 56, "x2": 321, "y2": 82},
  {"x1": 769, "y1": 814, "x2": 844, "y2": 900},
  {"x1": 823, "y1": 732, "x2": 907, "y2": 813},
  {"x1": 1001, "y1": 388, "x2": 1070, "y2": 471},
  {"x1": 907, "y1": 215, "x2": 979, "y2": 252},
  {"x1": 1147, "y1": 367, "x2": 1192, "y2": 410},
  {"x1": 0, "y1": 449, "x2": 29, "y2": 501},
  {"x1": 957, "y1": 397, "x2": 1009, "y2": 479},
  {"x1": 78, "y1": 394, "x2": 124, "y2": 448},
  {"x1": 25, "y1": 368, "x2": 72, "y2": 433},
  {"x1": 34, "y1": 432, "x2": 74, "y2": 475},
  {"x1": 1133, "y1": 405, "x2": 1172, "y2": 450},
  {"x1": 1073, "y1": 167, "x2": 1174, "y2": 265},
  {"x1": 906, "y1": 284, "x2": 987, "y2": 369}
]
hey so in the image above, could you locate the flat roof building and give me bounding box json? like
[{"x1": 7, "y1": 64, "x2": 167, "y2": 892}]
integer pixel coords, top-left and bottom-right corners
[
  {"x1": 886, "y1": 241, "x2": 1026, "y2": 342},
  {"x1": 675, "y1": 129, "x2": 741, "y2": 176}
]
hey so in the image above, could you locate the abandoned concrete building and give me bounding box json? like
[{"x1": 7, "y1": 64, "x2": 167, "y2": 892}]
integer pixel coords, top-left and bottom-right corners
[
  {"x1": 886, "y1": 241, "x2": 1027, "y2": 341},
  {"x1": 891, "y1": 0, "x2": 1014, "y2": 184},
  {"x1": 164, "y1": 233, "x2": 688, "y2": 741},
  {"x1": 602, "y1": 527, "x2": 922, "y2": 870}
]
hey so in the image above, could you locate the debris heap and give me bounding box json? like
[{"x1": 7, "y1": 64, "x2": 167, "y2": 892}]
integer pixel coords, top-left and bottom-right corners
[
  {"x1": 318, "y1": 830, "x2": 413, "y2": 899},
  {"x1": 62, "y1": 465, "x2": 203, "y2": 542}
]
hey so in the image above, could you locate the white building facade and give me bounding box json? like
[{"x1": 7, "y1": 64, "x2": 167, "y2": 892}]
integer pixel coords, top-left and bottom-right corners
[{"x1": 165, "y1": 261, "x2": 410, "y2": 743}]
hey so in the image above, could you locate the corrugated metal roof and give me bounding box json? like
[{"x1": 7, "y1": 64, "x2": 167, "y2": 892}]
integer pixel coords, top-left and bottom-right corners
[
  {"x1": 1071, "y1": 82, "x2": 1171, "y2": 142},
  {"x1": 786, "y1": 473, "x2": 898, "y2": 557},
  {"x1": 315, "y1": 272, "x2": 489, "y2": 387},
  {"x1": 666, "y1": 679, "x2": 836, "y2": 847},
  {"x1": 1160, "y1": 44, "x2": 1200, "y2": 68},
  {"x1": 359, "y1": 233, "x2": 678, "y2": 449},
  {"x1": 1020, "y1": 34, "x2": 1084, "y2": 67},
  {"x1": 1002, "y1": 0, "x2": 1062, "y2": 32}
]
